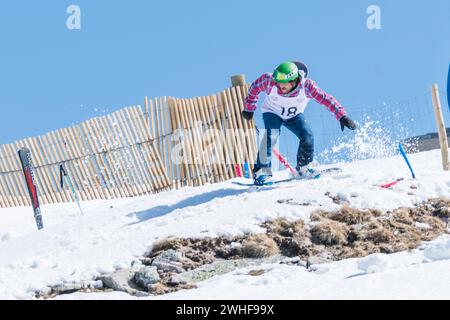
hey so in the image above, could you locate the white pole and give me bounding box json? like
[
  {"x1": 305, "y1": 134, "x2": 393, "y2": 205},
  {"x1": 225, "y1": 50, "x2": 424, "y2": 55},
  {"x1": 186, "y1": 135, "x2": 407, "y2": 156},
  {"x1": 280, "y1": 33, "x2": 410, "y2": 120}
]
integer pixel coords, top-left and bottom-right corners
[{"x1": 430, "y1": 84, "x2": 450, "y2": 171}]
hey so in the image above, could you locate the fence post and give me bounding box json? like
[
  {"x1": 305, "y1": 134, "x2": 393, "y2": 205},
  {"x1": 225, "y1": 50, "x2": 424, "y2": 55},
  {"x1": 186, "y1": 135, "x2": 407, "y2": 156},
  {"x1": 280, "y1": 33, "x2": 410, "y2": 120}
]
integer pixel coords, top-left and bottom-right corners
[
  {"x1": 430, "y1": 84, "x2": 450, "y2": 171},
  {"x1": 231, "y1": 74, "x2": 246, "y2": 87}
]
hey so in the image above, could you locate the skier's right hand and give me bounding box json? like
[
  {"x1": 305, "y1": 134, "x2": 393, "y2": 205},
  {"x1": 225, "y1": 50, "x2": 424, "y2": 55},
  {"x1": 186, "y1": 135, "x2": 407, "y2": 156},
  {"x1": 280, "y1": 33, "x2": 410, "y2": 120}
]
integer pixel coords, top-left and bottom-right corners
[
  {"x1": 242, "y1": 110, "x2": 254, "y2": 121},
  {"x1": 339, "y1": 116, "x2": 356, "y2": 132}
]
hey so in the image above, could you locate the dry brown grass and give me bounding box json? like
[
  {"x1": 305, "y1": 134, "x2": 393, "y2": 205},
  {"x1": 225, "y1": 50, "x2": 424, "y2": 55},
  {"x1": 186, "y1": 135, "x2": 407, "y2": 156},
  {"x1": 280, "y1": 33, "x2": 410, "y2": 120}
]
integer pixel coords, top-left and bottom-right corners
[
  {"x1": 391, "y1": 208, "x2": 414, "y2": 225},
  {"x1": 363, "y1": 227, "x2": 394, "y2": 244},
  {"x1": 413, "y1": 197, "x2": 450, "y2": 219},
  {"x1": 278, "y1": 236, "x2": 311, "y2": 257},
  {"x1": 241, "y1": 234, "x2": 279, "y2": 258},
  {"x1": 310, "y1": 206, "x2": 381, "y2": 225},
  {"x1": 265, "y1": 218, "x2": 305, "y2": 237},
  {"x1": 310, "y1": 210, "x2": 328, "y2": 222},
  {"x1": 418, "y1": 215, "x2": 446, "y2": 233},
  {"x1": 326, "y1": 205, "x2": 375, "y2": 224},
  {"x1": 310, "y1": 220, "x2": 348, "y2": 246},
  {"x1": 150, "y1": 238, "x2": 181, "y2": 255}
]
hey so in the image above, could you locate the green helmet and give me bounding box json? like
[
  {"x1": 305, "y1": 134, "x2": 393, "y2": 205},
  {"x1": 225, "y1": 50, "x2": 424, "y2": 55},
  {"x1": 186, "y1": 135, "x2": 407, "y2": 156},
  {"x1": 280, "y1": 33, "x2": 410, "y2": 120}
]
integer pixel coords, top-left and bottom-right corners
[{"x1": 273, "y1": 61, "x2": 299, "y2": 83}]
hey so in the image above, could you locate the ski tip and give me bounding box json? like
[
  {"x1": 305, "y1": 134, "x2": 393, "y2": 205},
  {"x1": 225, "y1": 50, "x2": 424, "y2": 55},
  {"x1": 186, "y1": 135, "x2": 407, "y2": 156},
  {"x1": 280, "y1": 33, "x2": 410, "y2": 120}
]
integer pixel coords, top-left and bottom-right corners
[{"x1": 18, "y1": 147, "x2": 31, "y2": 153}]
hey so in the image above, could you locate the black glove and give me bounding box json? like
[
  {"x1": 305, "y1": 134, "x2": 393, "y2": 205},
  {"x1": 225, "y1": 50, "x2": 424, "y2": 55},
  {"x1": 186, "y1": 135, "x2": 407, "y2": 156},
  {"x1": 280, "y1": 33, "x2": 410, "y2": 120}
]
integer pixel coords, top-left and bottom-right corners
[
  {"x1": 242, "y1": 110, "x2": 254, "y2": 121},
  {"x1": 339, "y1": 116, "x2": 356, "y2": 132}
]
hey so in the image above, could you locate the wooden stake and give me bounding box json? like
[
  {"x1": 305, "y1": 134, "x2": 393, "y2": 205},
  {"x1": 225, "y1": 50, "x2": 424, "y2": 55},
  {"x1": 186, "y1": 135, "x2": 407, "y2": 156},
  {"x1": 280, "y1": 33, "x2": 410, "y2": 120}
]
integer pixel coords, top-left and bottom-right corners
[
  {"x1": 164, "y1": 97, "x2": 174, "y2": 187},
  {"x1": 148, "y1": 98, "x2": 156, "y2": 142},
  {"x1": 431, "y1": 84, "x2": 450, "y2": 171},
  {"x1": 144, "y1": 96, "x2": 150, "y2": 128},
  {"x1": 231, "y1": 74, "x2": 246, "y2": 87}
]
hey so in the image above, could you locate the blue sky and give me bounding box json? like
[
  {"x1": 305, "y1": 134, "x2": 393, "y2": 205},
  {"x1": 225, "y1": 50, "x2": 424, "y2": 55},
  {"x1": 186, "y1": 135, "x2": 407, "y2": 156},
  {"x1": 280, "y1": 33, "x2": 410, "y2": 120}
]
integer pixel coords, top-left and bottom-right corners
[{"x1": 1, "y1": 0, "x2": 449, "y2": 162}]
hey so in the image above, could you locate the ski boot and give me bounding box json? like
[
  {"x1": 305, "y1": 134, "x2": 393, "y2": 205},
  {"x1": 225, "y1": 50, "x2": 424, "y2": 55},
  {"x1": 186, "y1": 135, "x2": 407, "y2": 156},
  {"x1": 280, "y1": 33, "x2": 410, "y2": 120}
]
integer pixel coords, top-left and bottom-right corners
[
  {"x1": 296, "y1": 165, "x2": 321, "y2": 180},
  {"x1": 253, "y1": 167, "x2": 273, "y2": 186}
]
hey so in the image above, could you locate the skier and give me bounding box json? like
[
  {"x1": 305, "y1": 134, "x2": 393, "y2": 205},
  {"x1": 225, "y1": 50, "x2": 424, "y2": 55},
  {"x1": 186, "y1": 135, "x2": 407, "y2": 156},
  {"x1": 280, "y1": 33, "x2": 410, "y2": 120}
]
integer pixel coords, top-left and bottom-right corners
[{"x1": 242, "y1": 61, "x2": 356, "y2": 185}]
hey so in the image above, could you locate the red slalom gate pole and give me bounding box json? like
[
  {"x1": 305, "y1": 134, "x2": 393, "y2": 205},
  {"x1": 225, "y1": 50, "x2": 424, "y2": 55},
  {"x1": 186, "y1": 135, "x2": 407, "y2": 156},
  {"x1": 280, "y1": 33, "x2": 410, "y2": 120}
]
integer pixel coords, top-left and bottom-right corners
[
  {"x1": 272, "y1": 147, "x2": 298, "y2": 177},
  {"x1": 235, "y1": 164, "x2": 242, "y2": 178},
  {"x1": 380, "y1": 178, "x2": 404, "y2": 189}
]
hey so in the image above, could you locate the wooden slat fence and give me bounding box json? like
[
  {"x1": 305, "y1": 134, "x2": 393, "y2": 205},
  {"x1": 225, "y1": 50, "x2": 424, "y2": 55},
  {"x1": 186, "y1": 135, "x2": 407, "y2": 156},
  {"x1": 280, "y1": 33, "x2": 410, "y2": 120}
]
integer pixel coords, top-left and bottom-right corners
[{"x1": 0, "y1": 85, "x2": 256, "y2": 208}]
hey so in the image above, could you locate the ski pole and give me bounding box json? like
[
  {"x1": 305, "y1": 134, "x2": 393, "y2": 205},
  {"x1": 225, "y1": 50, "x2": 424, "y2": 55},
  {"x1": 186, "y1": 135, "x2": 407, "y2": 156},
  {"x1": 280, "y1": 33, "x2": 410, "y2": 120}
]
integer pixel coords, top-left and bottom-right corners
[
  {"x1": 60, "y1": 163, "x2": 84, "y2": 216},
  {"x1": 272, "y1": 147, "x2": 298, "y2": 177}
]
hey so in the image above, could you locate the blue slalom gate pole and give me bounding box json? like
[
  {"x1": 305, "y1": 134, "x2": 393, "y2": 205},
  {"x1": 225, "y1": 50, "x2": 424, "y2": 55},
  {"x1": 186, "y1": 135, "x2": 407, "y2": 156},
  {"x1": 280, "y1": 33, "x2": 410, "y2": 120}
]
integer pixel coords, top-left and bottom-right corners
[
  {"x1": 243, "y1": 163, "x2": 250, "y2": 179},
  {"x1": 447, "y1": 64, "x2": 449, "y2": 111},
  {"x1": 398, "y1": 143, "x2": 416, "y2": 179}
]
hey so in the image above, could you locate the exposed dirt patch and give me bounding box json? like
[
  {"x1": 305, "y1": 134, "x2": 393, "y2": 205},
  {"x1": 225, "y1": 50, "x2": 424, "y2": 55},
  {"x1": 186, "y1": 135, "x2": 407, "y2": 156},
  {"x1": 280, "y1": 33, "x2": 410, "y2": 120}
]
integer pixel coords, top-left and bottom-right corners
[{"x1": 132, "y1": 198, "x2": 448, "y2": 295}]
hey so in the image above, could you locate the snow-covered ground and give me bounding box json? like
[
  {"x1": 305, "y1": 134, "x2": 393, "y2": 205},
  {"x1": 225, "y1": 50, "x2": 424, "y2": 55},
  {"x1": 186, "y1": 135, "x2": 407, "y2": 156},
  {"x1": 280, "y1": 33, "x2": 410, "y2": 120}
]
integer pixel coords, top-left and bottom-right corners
[{"x1": 1, "y1": 149, "x2": 450, "y2": 300}]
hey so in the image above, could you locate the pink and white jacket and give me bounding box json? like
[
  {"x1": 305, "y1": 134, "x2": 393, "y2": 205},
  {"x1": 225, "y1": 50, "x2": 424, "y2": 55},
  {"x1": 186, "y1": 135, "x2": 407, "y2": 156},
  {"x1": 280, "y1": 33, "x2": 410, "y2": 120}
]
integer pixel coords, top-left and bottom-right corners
[{"x1": 244, "y1": 73, "x2": 346, "y2": 121}]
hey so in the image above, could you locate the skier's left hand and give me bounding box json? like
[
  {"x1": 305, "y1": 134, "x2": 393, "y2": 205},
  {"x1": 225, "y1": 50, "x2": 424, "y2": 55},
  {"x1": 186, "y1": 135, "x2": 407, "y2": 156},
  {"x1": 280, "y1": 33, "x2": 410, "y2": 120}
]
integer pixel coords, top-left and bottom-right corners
[
  {"x1": 339, "y1": 116, "x2": 356, "y2": 132},
  {"x1": 242, "y1": 110, "x2": 254, "y2": 121}
]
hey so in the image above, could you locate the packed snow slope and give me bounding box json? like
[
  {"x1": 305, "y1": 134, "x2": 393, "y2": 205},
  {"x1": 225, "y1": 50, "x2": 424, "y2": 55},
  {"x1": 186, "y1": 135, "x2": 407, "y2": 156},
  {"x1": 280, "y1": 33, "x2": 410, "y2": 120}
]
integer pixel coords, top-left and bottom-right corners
[{"x1": 0, "y1": 149, "x2": 449, "y2": 300}]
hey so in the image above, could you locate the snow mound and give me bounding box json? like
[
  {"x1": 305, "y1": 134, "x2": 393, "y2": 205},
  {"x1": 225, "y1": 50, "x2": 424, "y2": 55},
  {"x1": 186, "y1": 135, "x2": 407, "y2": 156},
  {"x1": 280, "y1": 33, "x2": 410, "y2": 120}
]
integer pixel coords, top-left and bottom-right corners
[
  {"x1": 357, "y1": 253, "x2": 392, "y2": 274},
  {"x1": 1, "y1": 232, "x2": 14, "y2": 242},
  {"x1": 424, "y1": 239, "x2": 450, "y2": 262}
]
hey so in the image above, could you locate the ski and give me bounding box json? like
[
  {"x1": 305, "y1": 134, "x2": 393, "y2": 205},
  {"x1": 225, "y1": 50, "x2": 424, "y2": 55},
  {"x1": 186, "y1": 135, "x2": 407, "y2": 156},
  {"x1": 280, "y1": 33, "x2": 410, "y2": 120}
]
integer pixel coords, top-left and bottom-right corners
[
  {"x1": 18, "y1": 147, "x2": 44, "y2": 230},
  {"x1": 232, "y1": 167, "x2": 342, "y2": 187}
]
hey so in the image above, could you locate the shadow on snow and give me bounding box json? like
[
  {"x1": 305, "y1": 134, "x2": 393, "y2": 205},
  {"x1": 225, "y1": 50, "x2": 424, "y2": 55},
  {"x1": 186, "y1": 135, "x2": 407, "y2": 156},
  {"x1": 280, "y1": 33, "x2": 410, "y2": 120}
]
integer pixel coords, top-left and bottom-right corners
[{"x1": 127, "y1": 188, "x2": 250, "y2": 225}]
